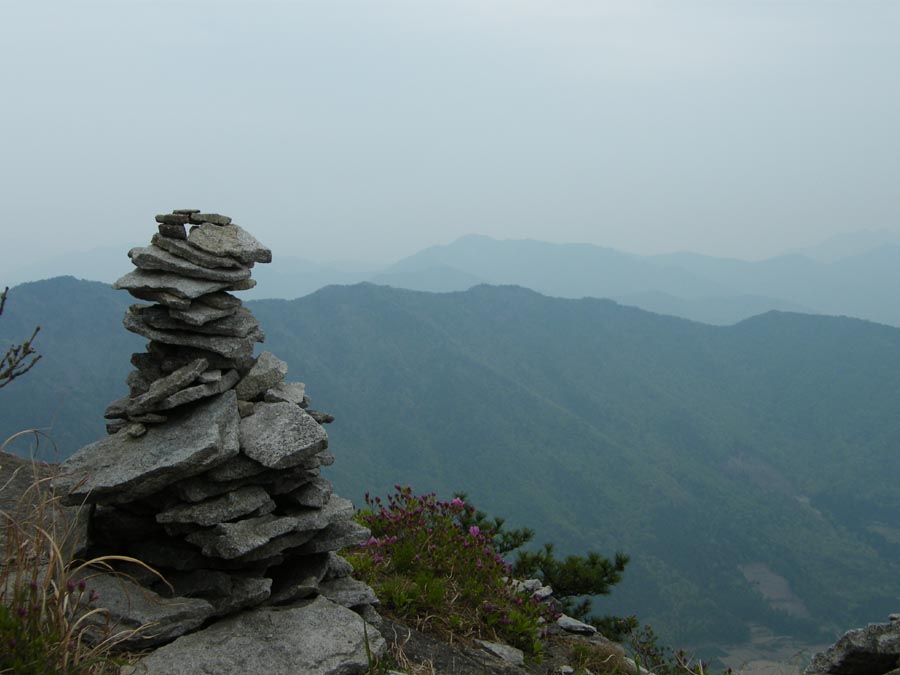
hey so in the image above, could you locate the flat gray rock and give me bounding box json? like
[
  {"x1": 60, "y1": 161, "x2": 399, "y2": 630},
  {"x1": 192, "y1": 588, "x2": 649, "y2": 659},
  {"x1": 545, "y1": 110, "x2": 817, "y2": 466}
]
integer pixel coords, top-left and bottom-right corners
[
  {"x1": 259, "y1": 466, "x2": 320, "y2": 496},
  {"x1": 268, "y1": 553, "x2": 330, "y2": 605},
  {"x1": 124, "y1": 306, "x2": 254, "y2": 361},
  {"x1": 126, "y1": 369, "x2": 152, "y2": 396},
  {"x1": 231, "y1": 529, "x2": 318, "y2": 564},
  {"x1": 130, "y1": 596, "x2": 383, "y2": 675},
  {"x1": 188, "y1": 222, "x2": 272, "y2": 264},
  {"x1": 143, "y1": 305, "x2": 262, "y2": 339},
  {"x1": 172, "y1": 458, "x2": 318, "y2": 503},
  {"x1": 556, "y1": 614, "x2": 597, "y2": 635},
  {"x1": 156, "y1": 486, "x2": 274, "y2": 527},
  {"x1": 165, "y1": 569, "x2": 234, "y2": 598},
  {"x1": 104, "y1": 395, "x2": 129, "y2": 419},
  {"x1": 126, "y1": 288, "x2": 193, "y2": 309},
  {"x1": 264, "y1": 380, "x2": 306, "y2": 405},
  {"x1": 235, "y1": 351, "x2": 288, "y2": 400},
  {"x1": 207, "y1": 454, "x2": 268, "y2": 482},
  {"x1": 147, "y1": 341, "x2": 244, "y2": 373},
  {"x1": 77, "y1": 571, "x2": 214, "y2": 649},
  {"x1": 155, "y1": 369, "x2": 240, "y2": 411},
  {"x1": 106, "y1": 420, "x2": 129, "y2": 434},
  {"x1": 325, "y1": 553, "x2": 355, "y2": 580},
  {"x1": 287, "y1": 495, "x2": 355, "y2": 535},
  {"x1": 209, "y1": 576, "x2": 272, "y2": 616},
  {"x1": 152, "y1": 233, "x2": 244, "y2": 269},
  {"x1": 283, "y1": 477, "x2": 333, "y2": 508},
  {"x1": 157, "y1": 499, "x2": 276, "y2": 536},
  {"x1": 156, "y1": 213, "x2": 190, "y2": 225},
  {"x1": 129, "y1": 245, "x2": 251, "y2": 282},
  {"x1": 164, "y1": 571, "x2": 272, "y2": 617},
  {"x1": 158, "y1": 222, "x2": 187, "y2": 240},
  {"x1": 114, "y1": 269, "x2": 232, "y2": 300},
  {"x1": 267, "y1": 574, "x2": 320, "y2": 605},
  {"x1": 307, "y1": 409, "x2": 335, "y2": 424},
  {"x1": 195, "y1": 291, "x2": 242, "y2": 310},
  {"x1": 190, "y1": 213, "x2": 232, "y2": 226},
  {"x1": 294, "y1": 520, "x2": 371, "y2": 556},
  {"x1": 185, "y1": 514, "x2": 302, "y2": 559},
  {"x1": 225, "y1": 277, "x2": 256, "y2": 291},
  {"x1": 169, "y1": 302, "x2": 237, "y2": 326},
  {"x1": 131, "y1": 352, "x2": 164, "y2": 378},
  {"x1": 239, "y1": 403, "x2": 327, "y2": 469},
  {"x1": 198, "y1": 369, "x2": 222, "y2": 384},
  {"x1": 56, "y1": 392, "x2": 240, "y2": 504},
  {"x1": 126, "y1": 357, "x2": 208, "y2": 416},
  {"x1": 173, "y1": 475, "x2": 249, "y2": 503},
  {"x1": 128, "y1": 412, "x2": 168, "y2": 424},
  {"x1": 476, "y1": 640, "x2": 525, "y2": 668},
  {"x1": 319, "y1": 577, "x2": 378, "y2": 609}
]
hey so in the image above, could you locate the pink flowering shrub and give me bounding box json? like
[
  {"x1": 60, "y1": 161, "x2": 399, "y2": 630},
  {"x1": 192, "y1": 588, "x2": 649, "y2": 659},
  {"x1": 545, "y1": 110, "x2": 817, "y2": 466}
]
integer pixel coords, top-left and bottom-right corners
[{"x1": 348, "y1": 486, "x2": 557, "y2": 653}]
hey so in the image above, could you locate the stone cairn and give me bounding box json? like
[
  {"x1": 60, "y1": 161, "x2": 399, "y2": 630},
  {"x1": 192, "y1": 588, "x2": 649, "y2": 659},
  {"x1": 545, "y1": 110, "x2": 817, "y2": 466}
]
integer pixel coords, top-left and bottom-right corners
[{"x1": 55, "y1": 210, "x2": 377, "y2": 647}]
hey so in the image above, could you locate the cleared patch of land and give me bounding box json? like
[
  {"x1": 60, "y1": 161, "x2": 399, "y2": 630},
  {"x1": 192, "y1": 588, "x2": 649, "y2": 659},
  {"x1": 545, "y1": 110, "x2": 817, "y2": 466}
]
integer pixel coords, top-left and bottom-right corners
[{"x1": 721, "y1": 624, "x2": 827, "y2": 675}]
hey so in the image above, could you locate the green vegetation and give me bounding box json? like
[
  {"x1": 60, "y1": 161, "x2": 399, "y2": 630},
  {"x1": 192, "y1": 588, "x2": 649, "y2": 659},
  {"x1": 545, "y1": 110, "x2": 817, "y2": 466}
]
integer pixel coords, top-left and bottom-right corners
[
  {"x1": 454, "y1": 494, "x2": 629, "y2": 626},
  {"x1": 348, "y1": 486, "x2": 559, "y2": 654},
  {"x1": 258, "y1": 283, "x2": 900, "y2": 648},
  {"x1": 351, "y1": 487, "x2": 731, "y2": 675},
  {"x1": 3, "y1": 278, "x2": 900, "y2": 649},
  {"x1": 513, "y1": 543, "x2": 628, "y2": 624},
  {"x1": 622, "y1": 620, "x2": 734, "y2": 675}
]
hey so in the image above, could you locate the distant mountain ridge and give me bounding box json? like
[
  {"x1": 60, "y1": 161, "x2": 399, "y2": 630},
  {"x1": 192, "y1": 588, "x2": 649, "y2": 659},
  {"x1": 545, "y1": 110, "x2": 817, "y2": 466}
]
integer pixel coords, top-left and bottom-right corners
[
  {"x1": 379, "y1": 234, "x2": 900, "y2": 326},
  {"x1": 6, "y1": 229, "x2": 900, "y2": 327},
  {"x1": 2, "y1": 277, "x2": 898, "y2": 654}
]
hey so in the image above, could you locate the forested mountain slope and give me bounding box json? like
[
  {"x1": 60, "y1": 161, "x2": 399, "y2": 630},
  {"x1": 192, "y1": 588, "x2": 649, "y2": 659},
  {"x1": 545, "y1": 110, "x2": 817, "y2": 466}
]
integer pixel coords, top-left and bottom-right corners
[{"x1": 2, "y1": 277, "x2": 898, "y2": 651}]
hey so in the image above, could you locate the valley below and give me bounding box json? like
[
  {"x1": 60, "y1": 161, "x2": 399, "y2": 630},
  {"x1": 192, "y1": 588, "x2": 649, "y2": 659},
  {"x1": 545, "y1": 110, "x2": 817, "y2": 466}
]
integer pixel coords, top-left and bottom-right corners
[{"x1": 2, "y1": 276, "x2": 898, "y2": 665}]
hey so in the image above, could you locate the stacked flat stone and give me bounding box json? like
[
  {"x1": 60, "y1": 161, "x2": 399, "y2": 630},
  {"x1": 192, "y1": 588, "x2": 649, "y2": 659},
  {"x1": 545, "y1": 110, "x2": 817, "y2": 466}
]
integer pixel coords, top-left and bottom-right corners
[
  {"x1": 102, "y1": 209, "x2": 267, "y2": 436},
  {"x1": 54, "y1": 210, "x2": 375, "y2": 647}
]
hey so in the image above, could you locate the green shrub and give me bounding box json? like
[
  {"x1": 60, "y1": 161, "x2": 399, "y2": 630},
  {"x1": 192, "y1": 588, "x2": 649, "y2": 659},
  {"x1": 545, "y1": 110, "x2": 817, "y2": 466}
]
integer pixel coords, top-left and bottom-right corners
[
  {"x1": 513, "y1": 542, "x2": 629, "y2": 624},
  {"x1": 616, "y1": 618, "x2": 733, "y2": 675},
  {"x1": 347, "y1": 486, "x2": 556, "y2": 653},
  {"x1": 452, "y1": 491, "x2": 629, "y2": 626}
]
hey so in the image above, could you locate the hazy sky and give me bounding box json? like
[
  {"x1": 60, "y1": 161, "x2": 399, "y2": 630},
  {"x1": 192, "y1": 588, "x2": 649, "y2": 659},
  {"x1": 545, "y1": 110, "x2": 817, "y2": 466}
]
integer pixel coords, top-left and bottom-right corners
[{"x1": 2, "y1": 0, "x2": 898, "y2": 269}]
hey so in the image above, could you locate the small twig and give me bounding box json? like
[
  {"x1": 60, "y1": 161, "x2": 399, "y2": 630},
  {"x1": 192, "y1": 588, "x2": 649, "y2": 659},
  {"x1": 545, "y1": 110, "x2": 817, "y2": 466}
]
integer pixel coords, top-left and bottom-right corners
[{"x1": 0, "y1": 286, "x2": 42, "y2": 388}]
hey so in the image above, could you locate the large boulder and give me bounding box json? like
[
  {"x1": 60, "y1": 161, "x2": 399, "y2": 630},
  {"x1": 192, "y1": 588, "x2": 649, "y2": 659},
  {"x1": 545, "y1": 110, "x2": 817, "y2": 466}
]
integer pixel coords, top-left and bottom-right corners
[
  {"x1": 129, "y1": 596, "x2": 384, "y2": 675},
  {"x1": 238, "y1": 402, "x2": 327, "y2": 469},
  {"x1": 76, "y1": 572, "x2": 215, "y2": 649},
  {"x1": 805, "y1": 617, "x2": 900, "y2": 675},
  {"x1": 55, "y1": 392, "x2": 240, "y2": 504}
]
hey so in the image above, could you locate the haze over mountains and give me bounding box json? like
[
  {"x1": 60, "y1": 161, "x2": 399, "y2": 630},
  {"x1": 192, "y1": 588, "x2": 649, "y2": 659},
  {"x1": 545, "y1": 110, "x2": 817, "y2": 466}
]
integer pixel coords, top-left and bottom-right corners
[
  {"x1": 2, "y1": 276, "x2": 898, "y2": 656},
  {"x1": 5, "y1": 229, "x2": 900, "y2": 327}
]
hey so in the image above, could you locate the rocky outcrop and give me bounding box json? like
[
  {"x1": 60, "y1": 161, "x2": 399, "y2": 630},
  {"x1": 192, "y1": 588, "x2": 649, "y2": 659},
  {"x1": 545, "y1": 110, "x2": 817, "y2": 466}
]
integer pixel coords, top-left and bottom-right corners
[
  {"x1": 52, "y1": 210, "x2": 382, "y2": 667},
  {"x1": 128, "y1": 596, "x2": 382, "y2": 675},
  {"x1": 804, "y1": 616, "x2": 900, "y2": 675}
]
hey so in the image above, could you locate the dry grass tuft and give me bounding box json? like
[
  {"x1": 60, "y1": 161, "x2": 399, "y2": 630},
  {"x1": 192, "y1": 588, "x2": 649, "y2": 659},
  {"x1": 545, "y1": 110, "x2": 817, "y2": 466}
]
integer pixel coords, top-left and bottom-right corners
[{"x1": 1, "y1": 437, "x2": 160, "y2": 675}]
